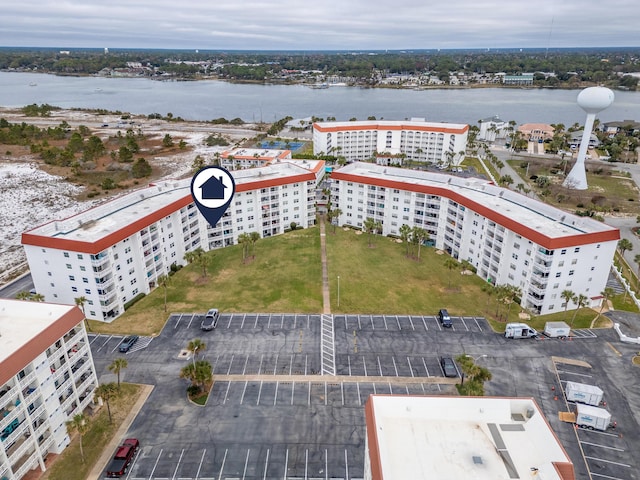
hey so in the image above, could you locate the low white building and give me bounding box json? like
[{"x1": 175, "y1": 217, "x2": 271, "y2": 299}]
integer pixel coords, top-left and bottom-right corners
[
  {"x1": 478, "y1": 115, "x2": 509, "y2": 142},
  {"x1": 220, "y1": 148, "x2": 292, "y2": 170},
  {"x1": 330, "y1": 162, "x2": 619, "y2": 315},
  {"x1": 0, "y1": 300, "x2": 98, "y2": 480},
  {"x1": 364, "y1": 395, "x2": 574, "y2": 480},
  {"x1": 313, "y1": 119, "x2": 468, "y2": 166},
  {"x1": 22, "y1": 161, "x2": 324, "y2": 321}
]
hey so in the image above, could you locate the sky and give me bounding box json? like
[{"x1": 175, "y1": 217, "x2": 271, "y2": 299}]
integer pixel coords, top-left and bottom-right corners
[{"x1": 2, "y1": 0, "x2": 640, "y2": 50}]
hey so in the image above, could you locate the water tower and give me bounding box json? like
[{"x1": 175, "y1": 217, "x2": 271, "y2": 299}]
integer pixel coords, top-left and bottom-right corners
[{"x1": 563, "y1": 86, "x2": 614, "y2": 190}]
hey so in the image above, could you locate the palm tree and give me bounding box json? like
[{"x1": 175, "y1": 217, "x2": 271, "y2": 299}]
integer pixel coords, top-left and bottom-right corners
[
  {"x1": 74, "y1": 296, "x2": 90, "y2": 332},
  {"x1": 330, "y1": 208, "x2": 342, "y2": 233},
  {"x1": 618, "y1": 238, "x2": 633, "y2": 257},
  {"x1": 16, "y1": 291, "x2": 32, "y2": 300},
  {"x1": 108, "y1": 358, "x2": 128, "y2": 389},
  {"x1": 238, "y1": 232, "x2": 251, "y2": 262},
  {"x1": 249, "y1": 231, "x2": 260, "y2": 258},
  {"x1": 560, "y1": 290, "x2": 576, "y2": 319},
  {"x1": 157, "y1": 274, "x2": 171, "y2": 312},
  {"x1": 94, "y1": 383, "x2": 118, "y2": 423},
  {"x1": 180, "y1": 360, "x2": 213, "y2": 392},
  {"x1": 399, "y1": 224, "x2": 411, "y2": 257},
  {"x1": 31, "y1": 293, "x2": 45, "y2": 302},
  {"x1": 363, "y1": 218, "x2": 376, "y2": 247},
  {"x1": 187, "y1": 338, "x2": 206, "y2": 367},
  {"x1": 570, "y1": 294, "x2": 588, "y2": 328},
  {"x1": 411, "y1": 227, "x2": 428, "y2": 260},
  {"x1": 66, "y1": 414, "x2": 89, "y2": 462},
  {"x1": 504, "y1": 285, "x2": 522, "y2": 320},
  {"x1": 596, "y1": 287, "x2": 616, "y2": 321},
  {"x1": 443, "y1": 257, "x2": 459, "y2": 288}
]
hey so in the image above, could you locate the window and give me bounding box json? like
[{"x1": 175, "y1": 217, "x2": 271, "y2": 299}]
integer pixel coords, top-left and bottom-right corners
[
  {"x1": 82, "y1": 277, "x2": 88, "y2": 283},
  {"x1": 574, "y1": 247, "x2": 580, "y2": 253},
  {"x1": 590, "y1": 266, "x2": 595, "y2": 271},
  {"x1": 80, "y1": 266, "x2": 86, "y2": 271},
  {"x1": 568, "y1": 270, "x2": 574, "y2": 276},
  {"x1": 555, "y1": 272, "x2": 561, "y2": 278},
  {"x1": 512, "y1": 253, "x2": 518, "y2": 260},
  {"x1": 558, "y1": 261, "x2": 564, "y2": 267},
  {"x1": 71, "y1": 286, "x2": 78, "y2": 292},
  {"x1": 77, "y1": 254, "x2": 83, "y2": 260},
  {"x1": 571, "y1": 259, "x2": 577, "y2": 265},
  {"x1": 84, "y1": 289, "x2": 91, "y2": 294},
  {"x1": 561, "y1": 249, "x2": 567, "y2": 255},
  {"x1": 69, "y1": 275, "x2": 75, "y2": 281},
  {"x1": 66, "y1": 264, "x2": 72, "y2": 269},
  {"x1": 64, "y1": 252, "x2": 70, "y2": 258}
]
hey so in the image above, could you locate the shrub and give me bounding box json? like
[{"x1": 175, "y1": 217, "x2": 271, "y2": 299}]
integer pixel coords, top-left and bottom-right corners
[{"x1": 123, "y1": 292, "x2": 146, "y2": 311}]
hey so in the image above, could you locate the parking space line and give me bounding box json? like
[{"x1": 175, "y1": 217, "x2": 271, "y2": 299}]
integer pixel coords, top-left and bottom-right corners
[
  {"x1": 242, "y1": 356, "x2": 249, "y2": 375},
  {"x1": 241, "y1": 314, "x2": 246, "y2": 329},
  {"x1": 242, "y1": 449, "x2": 251, "y2": 480},
  {"x1": 308, "y1": 382, "x2": 311, "y2": 406},
  {"x1": 187, "y1": 314, "x2": 195, "y2": 328},
  {"x1": 348, "y1": 355, "x2": 352, "y2": 376},
  {"x1": 148, "y1": 449, "x2": 163, "y2": 480},
  {"x1": 377, "y1": 356, "x2": 383, "y2": 376},
  {"x1": 284, "y1": 449, "x2": 289, "y2": 480},
  {"x1": 254, "y1": 315, "x2": 259, "y2": 329},
  {"x1": 584, "y1": 456, "x2": 630, "y2": 468},
  {"x1": 294, "y1": 314, "x2": 297, "y2": 329},
  {"x1": 280, "y1": 316, "x2": 284, "y2": 329},
  {"x1": 422, "y1": 316, "x2": 428, "y2": 332},
  {"x1": 362, "y1": 356, "x2": 368, "y2": 376},
  {"x1": 557, "y1": 369, "x2": 592, "y2": 378},
  {"x1": 408, "y1": 316, "x2": 415, "y2": 330},
  {"x1": 591, "y1": 472, "x2": 628, "y2": 480},
  {"x1": 474, "y1": 317, "x2": 483, "y2": 332},
  {"x1": 357, "y1": 316, "x2": 362, "y2": 330},
  {"x1": 392, "y1": 357, "x2": 399, "y2": 376},
  {"x1": 227, "y1": 355, "x2": 234, "y2": 375},
  {"x1": 460, "y1": 317, "x2": 468, "y2": 331},
  {"x1": 257, "y1": 381, "x2": 263, "y2": 405},
  {"x1": 580, "y1": 441, "x2": 624, "y2": 452},
  {"x1": 100, "y1": 335, "x2": 112, "y2": 350},
  {"x1": 422, "y1": 357, "x2": 429, "y2": 376},
  {"x1": 195, "y1": 449, "x2": 206, "y2": 480},
  {"x1": 241, "y1": 381, "x2": 248, "y2": 405},
  {"x1": 274, "y1": 381, "x2": 279, "y2": 406},
  {"x1": 324, "y1": 449, "x2": 329, "y2": 480},
  {"x1": 289, "y1": 355, "x2": 293, "y2": 375},
  {"x1": 291, "y1": 382, "x2": 295, "y2": 405},
  {"x1": 579, "y1": 429, "x2": 619, "y2": 438},
  {"x1": 171, "y1": 449, "x2": 185, "y2": 480},
  {"x1": 273, "y1": 354, "x2": 278, "y2": 375},
  {"x1": 395, "y1": 315, "x2": 401, "y2": 330},
  {"x1": 341, "y1": 382, "x2": 345, "y2": 405},
  {"x1": 262, "y1": 449, "x2": 270, "y2": 480},
  {"x1": 383, "y1": 316, "x2": 388, "y2": 330},
  {"x1": 388, "y1": 382, "x2": 392, "y2": 394},
  {"x1": 344, "y1": 449, "x2": 349, "y2": 480},
  {"x1": 372, "y1": 383, "x2": 377, "y2": 394},
  {"x1": 258, "y1": 354, "x2": 264, "y2": 375},
  {"x1": 226, "y1": 315, "x2": 232, "y2": 329},
  {"x1": 304, "y1": 448, "x2": 308, "y2": 480},
  {"x1": 218, "y1": 448, "x2": 228, "y2": 480},
  {"x1": 421, "y1": 384, "x2": 425, "y2": 393},
  {"x1": 174, "y1": 314, "x2": 183, "y2": 329},
  {"x1": 357, "y1": 382, "x2": 362, "y2": 405},
  {"x1": 110, "y1": 338, "x2": 122, "y2": 353},
  {"x1": 305, "y1": 355, "x2": 308, "y2": 375},
  {"x1": 307, "y1": 315, "x2": 310, "y2": 329},
  {"x1": 407, "y1": 357, "x2": 414, "y2": 377},
  {"x1": 124, "y1": 449, "x2": 141, "y2": 480},
  {"x1": 325, "y1": 382, "x2": 328, "y2": 405},
  {"x1": 268, "y1": 314, "x2": 272, "y2": 329},
  {"x1": 223, "y1": 382, "x2": 231, "y2": 404},
  {"x1": 370, "y1": 316, "x2": 374, "y2": 330}
]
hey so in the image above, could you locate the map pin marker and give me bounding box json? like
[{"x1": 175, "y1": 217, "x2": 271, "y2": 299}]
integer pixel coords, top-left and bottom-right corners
[{"x1": 190, "y1": 166, "x2": 236, "y2": 229}]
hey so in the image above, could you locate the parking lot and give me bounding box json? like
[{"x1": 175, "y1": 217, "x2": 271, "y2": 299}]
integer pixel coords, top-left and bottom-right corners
[{"x1": 89, "y1": 312, "x2": 640, "y2": 480}]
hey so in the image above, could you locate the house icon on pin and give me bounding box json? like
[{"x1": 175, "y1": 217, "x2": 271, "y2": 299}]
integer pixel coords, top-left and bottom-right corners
[{"x1": 200, "y1": 175, "x2": 227, "y2": 200}]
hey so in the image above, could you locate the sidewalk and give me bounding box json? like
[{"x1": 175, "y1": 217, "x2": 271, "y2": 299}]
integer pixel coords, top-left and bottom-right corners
[{"x1": 319, "y1": 218, "x2": 331, "y2": 314}]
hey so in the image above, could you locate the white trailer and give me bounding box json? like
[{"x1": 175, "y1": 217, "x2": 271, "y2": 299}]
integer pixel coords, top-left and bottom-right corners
[
  {"x1": 504, "y1": 323, "x2": 538, "y2": 339},
  {"x1": 576, "y1": 403, "x2": 612, "y2": 431},
  {"x1": 544, "y1": 321, "x2": 571, "y2": 338},
  {"x1": 566, "y1": 381, "x2": 604, "y2": 406}
]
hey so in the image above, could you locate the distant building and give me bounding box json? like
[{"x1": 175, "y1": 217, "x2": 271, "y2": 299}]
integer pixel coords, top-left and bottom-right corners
[
  {"x1": 569, "y1": 131, "x2": 600, "y2": 150},
  {"x1": 220, "y1": 148, "x2": 292, "y2": 170},
  {"x1": 478, "y1": 116, "x2": 509, "y2": 142},
  {"x1": 364, "y1": 395, "x2": 574, "y2": 480},
  {"x1": 330, "y1": 162, "x2": 619, "y2": 315},
  {"x1": 313, "y1": 119, "x2": 468, "y2": 166},
  {"x1": 22, "y1": 161, "x2": 324, "y2": 321},
  {"x1": 503, "y1": 73, "x2": 534, "y2": 86},
  {"x1": 600, "y1": 120, "x2": 640, "y2": 137},
  {"x1": 518, "y1": 123, "x2": 554, "y2": 142},
  {"x1": 0, "y1": 300, "x2": 98, "y2": 480}
]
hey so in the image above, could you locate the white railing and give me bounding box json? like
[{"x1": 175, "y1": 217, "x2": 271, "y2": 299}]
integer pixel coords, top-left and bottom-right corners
[{"x1": 613, "y1": 266, "x2": 640, "y2": 310}]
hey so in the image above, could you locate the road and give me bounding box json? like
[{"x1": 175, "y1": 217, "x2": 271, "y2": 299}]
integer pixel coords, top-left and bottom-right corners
[{"x1": 0, "y1": 272, "x2": 33, "y2": 299}]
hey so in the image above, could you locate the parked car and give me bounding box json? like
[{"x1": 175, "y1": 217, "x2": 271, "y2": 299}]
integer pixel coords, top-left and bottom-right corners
[
  {"x1": 201, "y1": 308, "x2": 220, "y2": 331},
  {"x1": 438, "y1": 309, "x2": 452, "y2": 328},
  {"x1": 118, "y1": 335, "x2": 139, "y2": 353},
  {"x1": 440, "y1": 357, "x2": 459, "y2": 378},
  {"x1": 106, "y1": 438, "x2": 139, "y2": 477}
]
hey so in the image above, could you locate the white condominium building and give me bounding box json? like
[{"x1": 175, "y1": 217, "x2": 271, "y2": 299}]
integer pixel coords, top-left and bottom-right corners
[
  {"x1": 331, "y1": 162, "x2": 619, "y2": 315},
  {"x1": 220, "y1": 148, "x2": 292, "y2": 170},
  {"x1": 22, "y1": 161, "x2": 324, "y2": 322},
  {"x1": 313, "y1": 119, "x2": 469, "y2": 166},
  {"x1": 0, "y1": 300, "x2": 98, "y2": 480}
]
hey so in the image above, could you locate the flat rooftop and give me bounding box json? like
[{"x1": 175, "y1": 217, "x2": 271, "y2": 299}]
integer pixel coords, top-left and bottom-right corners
[
  {"x1": 23, "y1": 162, "x2": 318, "y2": 243},
  {"x1": 0, "y1": 300, "x2": 77, "y2": 364},
  {"x1": 366, "y1": 395, "x2": 573, "y2": 480},
  {"x1": 222, "y1": 148, "x2": 290, "y2": 160},
  {"x1": 335, "y1": 162, "x2": 617, "y2": 239},
  {"x1": 314, "y1": 120, "x2": 468, "y2": 132}
]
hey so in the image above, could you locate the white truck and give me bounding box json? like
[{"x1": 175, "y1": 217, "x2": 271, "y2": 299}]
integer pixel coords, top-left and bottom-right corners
[
  {"x1": 544, "y1": 321, "x2": 571, "y2": 338},
  {"x1": 504, "y1": 323, "x2": 538, "y2": 339},
  {"x1": 575, "y1": 403, "x2": 612, "y2": 431},
  {"x1": 566, "y1": 381, "x2": 604, "y2": 406}
]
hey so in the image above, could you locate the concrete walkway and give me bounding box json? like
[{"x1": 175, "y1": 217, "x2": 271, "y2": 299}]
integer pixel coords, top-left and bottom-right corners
[
  {"x1": 87, "y1": 384, "x2": 154, "y2": 480},
  {"x1": 319, "y1": 218, "x2": 331, "y2": 314}
]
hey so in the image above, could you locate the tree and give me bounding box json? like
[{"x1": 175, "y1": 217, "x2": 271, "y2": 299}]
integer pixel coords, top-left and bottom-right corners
[
  {"x1": 618, "y1": 238, "x2": 633, "y2": 257},
  {"x1": 249, "y1": 231, "x2": 260, "y2": 259},
  {"x1": 108, "y1": 357, "x2": 128, "y2": 389},
  {"x1": 634, "y1": 253, "x2": 640, "y2": 289},
  {"x1": 399, "y1": 224, "x2": 412, "y2": 257},
  {"x1": 180, "y1": 360, "x2": 213, "y2": 393},
  {"x1": 443, "y1": 257, "x2": 459, "y2": 288},
  {"x1": 410, "y1": 227, "x2": 428, "y2": 260},
  {"x1": 196, "y1": 253, "x2": 211, "y2": 277},
  {"x1": 94, "y1": 382, "x2": 118, "y2": 423},
  {"x1": 74, "y1": 296, "x2": 90, "y2": 332},
  {"x1": 596, "y1": 287, "x2": 616, "y2": 321},
  {"x1": 131, "y1": 158, "x2": 152, "y2": 178},
  {"x1": 238, "y1": 232, "x2": 251, "y2": 262},
  {"x1": 329, "y1": 207, "x2": 342, "y2": 233},
  {"x1": 162, "y1": 134, "x2": 174, "y2": 147},
  {"x1": 157, "y1": 274, "x2": 172, "y2": 312},
  {"x1": 570, "y1": 294, "x2": 588, "y2": 328},
  {"x1": 192, "y1": 155, "x2": 205, "y2": 173},
  {"x1": 363, "y1": 217, "x2": 376, "y2": 247},
  {"x1": 16, "y1": 291, "x2": 45, "y2": 302},
  {"x1": 498, "y1": 174, "x2": 513, "y2": 187},
  {"x1": 66, "y1": 414, "x2": 89, "y2": 462},
  {"x1": 187, "y1": 338, "x2": 206, "y2": 367},
  {"x1": 560, "y1": 290, "x2": 576, "y2": 319},
  {"x1": 455, "y1": 355, "x2": 492, "y2": 396}
]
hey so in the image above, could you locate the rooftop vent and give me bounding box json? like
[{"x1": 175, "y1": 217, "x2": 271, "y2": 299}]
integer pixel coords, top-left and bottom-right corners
[{"x1": 472, "y1": 456, "x2": 483, "y2": 465}]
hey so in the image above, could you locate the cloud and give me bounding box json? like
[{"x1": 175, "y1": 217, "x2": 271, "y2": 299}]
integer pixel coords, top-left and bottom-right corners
[{"x1": 2, "y1": 0, "x2": 639, "y2": 49}]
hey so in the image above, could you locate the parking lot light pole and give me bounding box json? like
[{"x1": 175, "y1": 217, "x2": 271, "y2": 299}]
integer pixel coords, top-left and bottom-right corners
[
  {"x1": 337, "y1": 276, "x2": 340, "y2": 307},
  {"x1": 466, "y1": 354, "x2": 488, "y2": 363}
]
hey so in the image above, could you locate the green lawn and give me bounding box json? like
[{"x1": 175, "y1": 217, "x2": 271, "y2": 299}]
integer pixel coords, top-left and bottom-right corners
[
  {"x1": 42, "y1": 384, "x2": 142, "y2": 480},
  {"x1": 90, "y1": 223, "x2": 613, "y2": 336}
]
